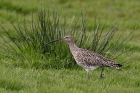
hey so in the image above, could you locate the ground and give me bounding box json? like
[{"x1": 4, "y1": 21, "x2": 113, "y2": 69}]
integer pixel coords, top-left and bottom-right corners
[{"x1": 0, "y1": 0, "x2": 140, "y2": 93}]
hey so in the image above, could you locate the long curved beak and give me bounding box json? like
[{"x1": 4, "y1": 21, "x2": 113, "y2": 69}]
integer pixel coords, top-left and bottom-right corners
[{"x1": 44, "y1": 38, "x2": 62, "y2": 46}]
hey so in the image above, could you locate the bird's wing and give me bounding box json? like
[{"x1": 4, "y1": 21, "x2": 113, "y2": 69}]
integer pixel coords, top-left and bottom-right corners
[{"x1": 76, "y1": 49, "x2": 115, "y2": 67}]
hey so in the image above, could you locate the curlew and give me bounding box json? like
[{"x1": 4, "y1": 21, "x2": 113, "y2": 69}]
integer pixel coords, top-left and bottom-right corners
[{"x1": 45, "y1": 35, "x2": 122, "y2": 78}]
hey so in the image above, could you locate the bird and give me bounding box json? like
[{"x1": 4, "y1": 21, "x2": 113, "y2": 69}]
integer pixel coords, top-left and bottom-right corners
[{"x1": 45, "y1": 35, "x2": 122, "y2": 78}]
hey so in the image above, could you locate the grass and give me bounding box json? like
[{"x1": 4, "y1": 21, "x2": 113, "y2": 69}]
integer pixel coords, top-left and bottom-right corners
[
  {"x1": 0, "y1": 0, "x2": 140, "y2": 93},
  {"x1": 0, "y1": 0, "x2": 140, "y2": 29},
  {"x1": 0, "y1": 61, "x2": 140, "y2": 93}
]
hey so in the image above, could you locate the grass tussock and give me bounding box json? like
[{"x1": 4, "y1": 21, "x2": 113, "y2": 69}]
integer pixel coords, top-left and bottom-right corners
[{"x1": 0, "y1": 10, "x2": 133, "y2": 69}]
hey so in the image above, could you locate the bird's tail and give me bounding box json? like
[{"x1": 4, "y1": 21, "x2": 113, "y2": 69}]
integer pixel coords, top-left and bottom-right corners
[
  {"x1": 107, "y1": 61, "x2": 122, "y2": 69},
  {"x1": 112, "y1": 63, "x2": 122, "y2": 69}
]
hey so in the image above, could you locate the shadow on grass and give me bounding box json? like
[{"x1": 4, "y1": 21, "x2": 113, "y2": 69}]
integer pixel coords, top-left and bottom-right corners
[
  {"x1": 0, "y1": 79, "x2": 24, "y2": 91},
  {"x1": 0, "y1": 1, "x2": 37, "y2": 15}
]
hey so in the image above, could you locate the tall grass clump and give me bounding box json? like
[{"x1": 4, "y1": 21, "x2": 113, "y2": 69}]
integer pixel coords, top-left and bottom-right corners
[{"x1": 0, "y1": 10, "x2": 133, "y2": 69}]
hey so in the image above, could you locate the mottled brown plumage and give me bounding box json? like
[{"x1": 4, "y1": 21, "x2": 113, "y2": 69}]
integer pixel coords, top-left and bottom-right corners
[{"x1": 45, "y1": 35, "x2": 122, "y2": 78}]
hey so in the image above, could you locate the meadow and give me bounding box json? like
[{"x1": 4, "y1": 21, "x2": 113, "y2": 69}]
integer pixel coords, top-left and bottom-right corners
[{"x1": 0, "y1": 0, "x2": 140, "y2": 93}]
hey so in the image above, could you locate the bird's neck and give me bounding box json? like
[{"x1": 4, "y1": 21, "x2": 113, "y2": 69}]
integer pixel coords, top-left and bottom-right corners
[{"x1": 67, "y1": 41, "x2": 78, "y2": 51}]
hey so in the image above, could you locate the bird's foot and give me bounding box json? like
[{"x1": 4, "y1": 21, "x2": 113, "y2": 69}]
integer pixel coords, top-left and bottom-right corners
[{"x1": 100, "y1": 74, "x2": 104, "y2": 78}]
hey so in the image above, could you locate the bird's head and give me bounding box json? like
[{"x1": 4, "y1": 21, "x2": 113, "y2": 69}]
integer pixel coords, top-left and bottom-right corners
[{"x1": 62, "y1": 35, "x2": 73, "y2": 43}]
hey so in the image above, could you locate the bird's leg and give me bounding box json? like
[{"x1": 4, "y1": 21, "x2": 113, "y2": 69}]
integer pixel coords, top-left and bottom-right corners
[
  {"x1": 86, "y1": 69, "x2": 90, "y2": 79},
  {"x1": 100, "y1": 67, "x2": 104, "y2": 78}
]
